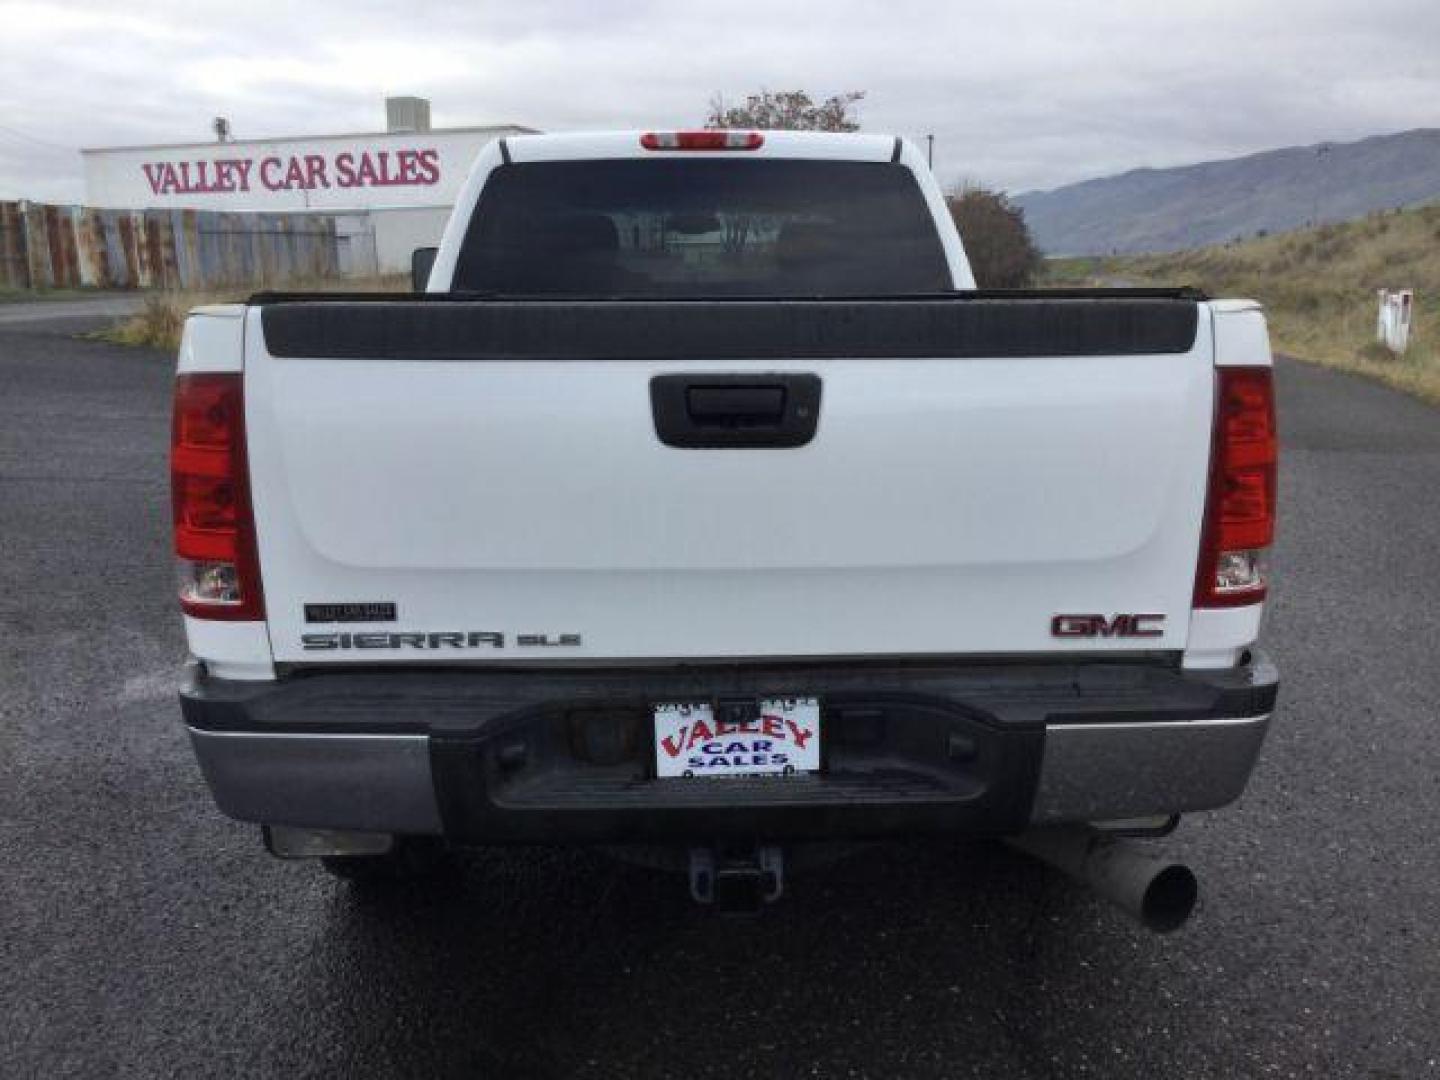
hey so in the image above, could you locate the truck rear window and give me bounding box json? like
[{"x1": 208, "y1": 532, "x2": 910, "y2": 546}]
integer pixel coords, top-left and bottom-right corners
[{"x1": 451, "y1": 159, "x2": 952, "y2": 297}]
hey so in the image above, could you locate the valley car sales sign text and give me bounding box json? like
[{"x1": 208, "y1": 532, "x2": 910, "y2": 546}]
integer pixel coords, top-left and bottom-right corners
[
  {"x1": 81, "y1": 129, "x2": 523, "y2": 212},
  {"x1": 140, "y1": 148, "x2": 441, "y2": 197}
]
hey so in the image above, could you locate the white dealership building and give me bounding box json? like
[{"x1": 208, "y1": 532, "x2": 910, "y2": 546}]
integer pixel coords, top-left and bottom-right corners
[{"x1": 81, "y1": 98, "x2": 535, "y2": 274}]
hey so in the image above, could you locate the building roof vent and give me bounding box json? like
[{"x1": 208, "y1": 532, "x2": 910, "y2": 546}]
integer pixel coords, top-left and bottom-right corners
[{"x1": 385, "y1": 96, "x2": 431, "y2": 134}]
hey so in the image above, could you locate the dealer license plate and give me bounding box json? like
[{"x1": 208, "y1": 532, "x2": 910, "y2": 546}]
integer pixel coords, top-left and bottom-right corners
[{"x1": 653, "y1": 698, "x2": 821, "y2": 778}]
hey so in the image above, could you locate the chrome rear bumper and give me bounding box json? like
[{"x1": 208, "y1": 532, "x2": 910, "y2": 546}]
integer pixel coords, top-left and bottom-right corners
[
  {"x1": 1030, "y1": 714, "x2": 1271, "y2": 823},
  {"x1": 189, "y1": 728, "x2": 442, "y2": 834},
  {"x1": 188, "y1": 711, "x2": 1272, "y2": 836}
]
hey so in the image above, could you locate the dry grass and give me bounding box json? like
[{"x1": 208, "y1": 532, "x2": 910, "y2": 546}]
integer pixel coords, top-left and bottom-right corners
[
  {"x1": 1045, "y1": 203, "x2": 1440, "y2": 406},
  {"x1": 95, "y1": 274, "x2": 408, "y2": 352}
]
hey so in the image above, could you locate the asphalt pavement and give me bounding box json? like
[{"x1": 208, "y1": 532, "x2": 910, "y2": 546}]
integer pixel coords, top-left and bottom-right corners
[
  {"x1": 0, "y1": 294, "x2": 140, "y2": 325},
  {"x1": 1, "y1": 300, "x2": 1437, "y2": 1078}
]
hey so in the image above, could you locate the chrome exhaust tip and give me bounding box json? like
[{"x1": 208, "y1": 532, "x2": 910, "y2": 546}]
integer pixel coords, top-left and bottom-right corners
[
  {"x1": 1006, "y1": 826, "x2": 1198, "y2": 933},
  {"x1": 263, "y1": 825, "x2": 395, "y2": 860}
]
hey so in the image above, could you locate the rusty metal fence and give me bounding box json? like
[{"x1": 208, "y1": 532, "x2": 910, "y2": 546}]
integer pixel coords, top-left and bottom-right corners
[{"x1": 0, "y1": 201, "x2": 339, "y2": 290}]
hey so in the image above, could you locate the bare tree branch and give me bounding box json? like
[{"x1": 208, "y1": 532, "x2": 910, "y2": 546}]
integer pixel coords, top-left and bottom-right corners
[{"x1": 706, "y1": 90, "x2": 866, "y2": 132}]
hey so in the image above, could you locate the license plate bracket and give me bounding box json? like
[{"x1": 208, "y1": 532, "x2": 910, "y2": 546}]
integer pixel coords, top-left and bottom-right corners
[{"x1": 652, "y1": 697, "x2": 822, "y2": 779}]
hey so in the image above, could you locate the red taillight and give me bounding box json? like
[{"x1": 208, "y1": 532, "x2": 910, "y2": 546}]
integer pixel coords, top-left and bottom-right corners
[
  {"x1": 640, "y1": 131, "x2": 764, "y2": 151},
  {"x1": 1195, "y1": 366, "x2": 1277, "y2": 608},
  {"x1": 171, "y1": 373, "x2": 264, "y2": 620}
]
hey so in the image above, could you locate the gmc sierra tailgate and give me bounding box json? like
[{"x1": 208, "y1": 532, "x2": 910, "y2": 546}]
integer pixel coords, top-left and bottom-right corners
[{"x1": 243, "y1": 295, "x2": 1214, "y2": 663}]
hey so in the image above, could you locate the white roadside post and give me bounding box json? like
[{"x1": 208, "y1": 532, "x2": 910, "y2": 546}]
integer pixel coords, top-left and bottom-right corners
[{"x1": 1376, "y1": 289, "x2": 1414, "y2": 354}]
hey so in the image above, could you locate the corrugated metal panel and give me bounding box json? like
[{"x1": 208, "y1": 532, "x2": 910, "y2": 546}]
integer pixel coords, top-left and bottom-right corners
[
  {"x1": 0, "y1": 202, "x2": 29, "y2": 289},
  {"x1": 44, "y1": 205, "x2": 71, "y2": 286},
  {"x1": 75, "y1": 208, "x2": 107, "y2": 287},
  {"x1": 174, "y1": 209, "x2": 200, "y2": 289},
  {"x1": 152, "y1": 211, "x2": 181, "y2": 289},
  {"x1": 100, "y1": 210, "x2": 132, "y2": 288},
  {"x1": 118, "y1": 212, "x2": 141, "y2": 288},
  {"x1": 0, "y1": 200, "x2": 342, "y2": 291},
  {"x1": 23, "y1": 204, "x2": 52, "y2": 287}
]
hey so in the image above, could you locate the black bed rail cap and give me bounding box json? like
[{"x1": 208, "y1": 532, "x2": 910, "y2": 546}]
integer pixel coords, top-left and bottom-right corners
[
  {"x1": 258, "y1": 293, "x2": 1204, "y2": 361},
  {"x1": 247, "y1": 285, "x2": 1209, "y2": 306}
]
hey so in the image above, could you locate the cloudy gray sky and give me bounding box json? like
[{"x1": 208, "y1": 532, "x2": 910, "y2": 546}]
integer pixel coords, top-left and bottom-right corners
[{"x1": 2, "y1": 0, "x2": 1438, "y2": 203}]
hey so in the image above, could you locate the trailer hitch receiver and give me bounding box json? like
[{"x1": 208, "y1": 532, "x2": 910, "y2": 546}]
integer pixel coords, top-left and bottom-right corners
[{"x1": 689, "y1": 845, "x2": 784, "y2": 915}]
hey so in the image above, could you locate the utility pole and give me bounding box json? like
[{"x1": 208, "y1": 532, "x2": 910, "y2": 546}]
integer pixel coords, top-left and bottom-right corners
[
  {"x1": 925, "y1": 134, "x2": 934, "y2": 169},
  {"x1": 1312, "y1": 143, "x2": 1331, "y2": 226}
]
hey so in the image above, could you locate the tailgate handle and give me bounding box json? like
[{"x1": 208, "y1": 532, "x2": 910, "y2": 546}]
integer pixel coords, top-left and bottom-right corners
[
  {"x1": 651, "y1": 374, "x2": 822, "y2": 449},
  {"x1": 686, "y1": 385, "x2": 785, "y2": 425}
]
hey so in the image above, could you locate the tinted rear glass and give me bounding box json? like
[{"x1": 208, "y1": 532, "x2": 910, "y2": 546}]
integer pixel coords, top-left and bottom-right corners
[{"x1": 452, "y1": 159, "x2": 951, "y2": 297}]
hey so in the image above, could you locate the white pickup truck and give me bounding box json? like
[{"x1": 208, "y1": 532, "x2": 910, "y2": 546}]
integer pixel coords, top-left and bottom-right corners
[{"x1": 173, "y1": 130, "x2": 1278, "y2": 928}]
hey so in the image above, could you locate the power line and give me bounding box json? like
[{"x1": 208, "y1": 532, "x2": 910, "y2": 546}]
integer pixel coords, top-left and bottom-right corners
[{"x1": 0, "y1": 122, "x2": 75, "y2": 153}]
